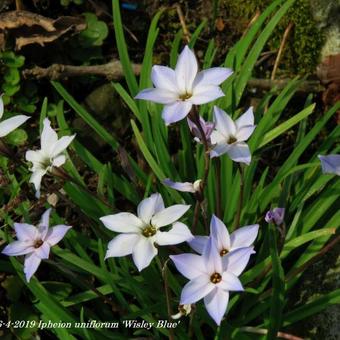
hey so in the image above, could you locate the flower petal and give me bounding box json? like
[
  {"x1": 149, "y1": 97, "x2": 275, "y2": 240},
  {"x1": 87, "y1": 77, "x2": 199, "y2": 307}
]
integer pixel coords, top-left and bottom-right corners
[
  {"x1": 190, "y1": 85, "x2": 225, "y2": 105},
  {"x1": 175, "y1": 45, "x2": 198, "y2": 94},
  {"x1": 230, "y1": 224, "x2": 259, "y2": 249},
  {"x1": 135, "y1": 88, "x2": 178, "y2": 104},
  {"x1": 193, "y1": 67, "x2": 233, "y2": 87},
  {"x1": 163, "y1": 178, "x2": 195, "y2": 193},
  {"x1": 38, "y1": 225, "x2": 49, "y2": 240},
  {"x1": 210, "y1": 130, "x2": 226, "y2": 144},
  {"x1": 151, "y1": 65, "x2": 178, "y2": 92},
  {"x1": 170, "y1": 253, "x2": 206, "y2": 280},
  {"x1": 2, "y1": 241, "x2": 35, "y2": 256},
  {"x1": 318, "y1": 154, "x2": 340, "y2": 176},
  {"x1": 0, "y1": 96, "x2": 3, "y2": 119},
  {"x1": 29, "y1": 169, "x2": 47, "y2": 198},
  {"x1": 151, "y1": 204, "x2": 190, "y2": 227},
  {"x1": 210, "y1": 215, "x2": 231, "y2": 251},
  {"x1": 137, "y1": 193, "x2": 164, "y2": 224},
  {"x1": 25, "y1": 150, "x2": 42, "y2": 164},
  {"x1": 188, "y1": 235, "x2": 208, "y2": 254},
  {"x1": 219, "y1": 272, "x2": 244, "y2": 291},
  {"x1": 0, "y1": 115, "x2": 30, "y2": 138},
  {"x1": 14, "y1": 223, "x2": 38, "y2": 241},
  {"x1": 132, "y1": 237, "x2": 158, "y2": 271},
  {"x1": 100, "y1": 213, "x2": 143, "y2": 233},
  {"x1": 235, "y1": 107, "x2": 254, "y2": 128},
  {"x1": 52, "y1": 154, "x2": 66, "y2": 167},
  {"x1": 162, "y1": 101, "x2": 192, "y2": 125},
  {"x1": 180, "y1": 274, "x2": 214, "y2": 305},
  {"x1": 51, "y1": 135, "x2": 75, "y2": 157},
  {"x1": 39, "y1": 209, "x2": 51, "y2": 228},
  {"x1": 213, "y1": 106, "x2": 236, "y2": 138},
  {"x1": 222, "y1": 247, "x2": 255, "y2": 276},
  {"x1": 24, "y1": 253, "x2": 42, "y2": 282},
  {"x1": 210, "y1": 143, "x2": 230, "y2": 158},
  {"x1": 45, "y1": 225, "x2": 71, "y2": 246},
  {"x1": 41, "y1": 118, "x2": 58, "y2": 153},
  {"x1": 203, "y1": 236, "x2": 223, "y2": 274},
  {"x1": 226, "y1": 142, "x2": 251, "y2": 164},
  {"x1": 35, "y1": 242, "x2": 50, "y2": 259},
  {"x1": 236, "y1": 125, "x2": 256, "y2": 142},
  {"x1": 105, "y1": 233, "x2": 140, "y2": 258},
  {"x1": 204, "y1": 287, "x2": 229, "y2": 325},
  {"x1": 156, "y1": 222, "x2": 193, "y2": 245}
]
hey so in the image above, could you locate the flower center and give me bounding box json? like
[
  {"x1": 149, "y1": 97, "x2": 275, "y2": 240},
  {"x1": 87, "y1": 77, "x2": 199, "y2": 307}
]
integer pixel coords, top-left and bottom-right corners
[
  {"x1": 227, "y1": 136, "x2": 237, "y2": 144},
  {"x1": 210, "y1": 272, "x2": 222, "y2": 284},
  {"x1": 39, "y1": 157, "x2": 51, "y2": 170},
  {"x1": 34, "y1": 239, "x2": 43, "y2": 248},
  {"x1": 220, "y1": 249, "x2": 229, "y2": 256},
  {"x1": 179, "y1": 92, "x2": 192, "y2": 101},
  {"x1": 142, "y1": 225, "x2": 157, "y2": 238}
]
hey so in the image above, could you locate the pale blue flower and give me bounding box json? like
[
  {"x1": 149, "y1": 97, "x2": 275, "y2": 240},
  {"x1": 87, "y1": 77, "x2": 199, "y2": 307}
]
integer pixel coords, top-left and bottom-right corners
[
  {"x1": 135, "y1": 46, "x2": 232, "y2": 125},
  {"x1": 163, "y1": 178, "x2": 201, "y2": 193},
  {"x1": 25, "y1": 118, "x2": 75, "y2": 197},
  {"x1": 265, "y1": 208, "x2": 285, "y2": 225},
  {"x1": 210, "y1": 106, "x2": 256, "y2": 164},
  {"x1": 171, "y1": 236, "x2": 254, "y2": 325},
  {"x1": 100, "y1": 193, "x2": 192, "y2": 271},
  {"x1": 2, "y1": 209, "x2": 71, "y2": 282},
  {"x1": 187, "y1": 116, "x2": 215, "y2": 145}
]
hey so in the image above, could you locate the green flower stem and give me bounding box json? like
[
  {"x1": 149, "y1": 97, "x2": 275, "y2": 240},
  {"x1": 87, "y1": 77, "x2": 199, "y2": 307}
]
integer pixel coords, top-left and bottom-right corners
[
  {"x1": 157, "y1": 258, "x2": 175, "y2": 340},
  {"x1": 215, "y1": 158, "x2": 222, "y2": 218},
  {"x1": 188, "y1": 107, "x2": 211, "y2": 233},
  {"x1": 233, "y1": 164, "x2": 244, "y2": 230}
]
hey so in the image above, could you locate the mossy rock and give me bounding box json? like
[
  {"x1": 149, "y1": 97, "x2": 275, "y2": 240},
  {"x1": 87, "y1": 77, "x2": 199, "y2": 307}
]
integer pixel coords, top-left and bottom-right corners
[{"x1": 222, "y1": 0, "x2": 325, "y2": 75}]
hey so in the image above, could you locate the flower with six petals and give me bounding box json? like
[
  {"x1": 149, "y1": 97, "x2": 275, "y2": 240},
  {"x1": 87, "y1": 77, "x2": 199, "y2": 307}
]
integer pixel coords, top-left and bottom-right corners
[
  {"x1": 25, "y1": 118, "x2": 75, "y2": 197},
  {"x1": 171, "y1": 237, "x2": 254, "y2": 325},
  {"x1": 135, "y1": 45, "x2": 232, "y2": 125},
  {"x1": 100, "y1": 193, "x2": 193, "y2": 271},
  {"x1": 1, "y1": 209, "x2": 71, "y2": 282},
  {"x1": 210, "y1": 106, "x2": 256, "y2": 164}
]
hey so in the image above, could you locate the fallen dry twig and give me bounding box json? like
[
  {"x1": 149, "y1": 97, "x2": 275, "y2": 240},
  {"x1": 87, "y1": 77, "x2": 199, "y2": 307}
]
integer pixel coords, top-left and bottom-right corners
[
  {"x1": 23, "y1": 61, "x2": 324, "y2": 93},
  {"x1": 23, "y1": 60, "x2": 142, "y2": 81}
]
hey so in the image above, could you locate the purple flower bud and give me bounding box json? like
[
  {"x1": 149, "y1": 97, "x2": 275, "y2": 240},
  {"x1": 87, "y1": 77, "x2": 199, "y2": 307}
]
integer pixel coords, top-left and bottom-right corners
[
  {"x1": 187, "y1": 116, "x2": 215, "y2": 145},
  {"x1": 265, "y1": 208, "x2": 285, "y2": 225}
]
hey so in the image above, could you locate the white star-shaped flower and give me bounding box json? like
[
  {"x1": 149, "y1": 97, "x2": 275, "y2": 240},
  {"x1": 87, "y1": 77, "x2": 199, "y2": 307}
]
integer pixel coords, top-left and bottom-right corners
[
  {"x1": 189, "y1": 215, "x2": 259, "y2": 257},
  {"x1": 1, "y1": 209, "x2": 71, "y2": 282},
  {"x1": 171, "y1": 237, "x2": 255, "y2": 325},
  {"x1": 0, "y1": 96, "x2": 30, "y2": 138},
  {"x1": 135, "y1": 45, "x2": 233, "y2": 125},
  {"x1": 210, "y1": 106, "x2": 256, "y2": 164},
  {"x1": 25, "y1": 118, "x2": 75, "y2": 197},
  {"x1": 100, "y1": 193, "x2": 193, "y2": 271}
]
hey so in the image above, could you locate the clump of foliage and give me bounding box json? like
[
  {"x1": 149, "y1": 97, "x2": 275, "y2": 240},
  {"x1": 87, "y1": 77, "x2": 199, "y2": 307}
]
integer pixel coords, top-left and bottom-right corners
[{"x1": 223, "y1": 0, "x2": 324, "y2": 75}]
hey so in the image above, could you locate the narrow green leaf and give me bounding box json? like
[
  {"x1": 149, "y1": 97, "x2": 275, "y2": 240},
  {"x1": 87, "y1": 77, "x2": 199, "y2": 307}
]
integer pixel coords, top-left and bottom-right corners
[{"x1": 112, "y1": 0, "x2": 138, "y2": 95}]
